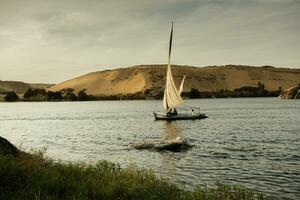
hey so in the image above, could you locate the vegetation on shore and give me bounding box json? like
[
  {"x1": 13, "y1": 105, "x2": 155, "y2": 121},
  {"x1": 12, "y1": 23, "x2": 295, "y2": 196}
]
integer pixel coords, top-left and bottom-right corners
[
  {"x1": 183, "y1": 82, "x2": 281, "y2": 99},
  {"x1": 143, "y1": 82, "x2": 281, "y2": 100},
  {"x1": 0, "y1": 88, "x2": 90, "y2": 102},
  {"x1": 22, "y1": 88, "x2": 89, "y2": 101},
  {"x1": 3, "y1": 91, "x2": 20, "y2": 102},
  {"x1": 0, "y1": 82, "x2": 284, "y2": 102},
  {"x1": 0, "y1": 151, "x2": 265, "y2": 200}
]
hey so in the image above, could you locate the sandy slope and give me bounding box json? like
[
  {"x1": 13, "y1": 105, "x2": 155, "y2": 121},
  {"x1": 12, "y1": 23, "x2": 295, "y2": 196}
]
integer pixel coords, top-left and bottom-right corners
[
  {"x1": 48, "y1": 65, "x2": 300, "y2": 95},
  {"x1": 49, "y1": 67, "x2": 146, "y2": 95},
  {"x1": 0, "y1": 81, "x2": 53, "y2": 94},
  {"x1": 0, "y1": 81, "x2": 31, "y2": 94}
]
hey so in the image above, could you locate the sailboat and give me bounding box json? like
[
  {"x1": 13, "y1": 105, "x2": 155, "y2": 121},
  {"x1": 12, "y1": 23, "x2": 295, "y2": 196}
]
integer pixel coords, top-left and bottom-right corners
[{"x1": 153, "y1": 23, "x2": 207, "y2": 120}]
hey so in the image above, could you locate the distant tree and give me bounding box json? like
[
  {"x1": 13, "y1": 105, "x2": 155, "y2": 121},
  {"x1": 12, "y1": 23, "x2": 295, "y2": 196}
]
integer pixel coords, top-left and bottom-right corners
[
  {"x1": 23, "y1": 88, "x2": 34, "y2": 98},
  {"x1": 258, "y1": 82, "x2": 265, "y2": 90},
  {"x1": 258, "y1": 82, "x2": 261, "y2": 87},
  {"x1": 34, "y1": 88, "x2": 47, "y2": 96},
  {"x1": 24, "y1": 88, "x2": 47, "y2": 99},
  {"x1": 144, "y1": 89, "x2": 150, "y2": 95},
  {"x1": 189, "y1": 88, "x2": 201, "y2": 99},
  {"x1": 143, "y1": 87, "x2": 164, "y2": 99},
  {"x1": 60, "y1": 88, "x2": 74, "y2": 95},
  {"x1": 5, "y1": 91, "x2": 19, "y2": 102},
  {"x1": 47, "y1": 91, "x2": 62, "y2": 101},
  {"x1": 77, "y1": 89, "x2": 88, "y2": 101},
  {"x1": 67, "y1": 93, "x2": 77, "y2": 101},
  {"x1": 60, "y1": 88, "x2": 77, "y2": 101}
]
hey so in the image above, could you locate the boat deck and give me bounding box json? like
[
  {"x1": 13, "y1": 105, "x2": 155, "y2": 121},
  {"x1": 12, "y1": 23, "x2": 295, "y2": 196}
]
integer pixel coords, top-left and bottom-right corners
[{"x1": 153, "y1": 112, "x2": 207, "y2": 121}]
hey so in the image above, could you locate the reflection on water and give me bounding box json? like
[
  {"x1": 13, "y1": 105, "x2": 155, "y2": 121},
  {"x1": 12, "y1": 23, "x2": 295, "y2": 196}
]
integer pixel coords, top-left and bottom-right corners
[
  {"x1": 160, "y1": 122, "x2": 183, "y2": 180},
  {"x1": 160, "y1": 152, "x2": 177, "y2": 181},
  {"x1": 163, "y1": 121, "x2": 182, "y2": 140}
]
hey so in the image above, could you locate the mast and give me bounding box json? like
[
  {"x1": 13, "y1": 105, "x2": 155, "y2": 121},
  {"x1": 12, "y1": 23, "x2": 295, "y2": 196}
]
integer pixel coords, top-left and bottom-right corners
[{"x1": 163, "y1": 22, "x2": 183, "y2": 111}]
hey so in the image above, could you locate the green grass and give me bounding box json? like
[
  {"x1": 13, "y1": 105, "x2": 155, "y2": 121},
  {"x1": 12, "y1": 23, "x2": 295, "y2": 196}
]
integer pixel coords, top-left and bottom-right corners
[{"x1": 0, "y1": 151, "x2": 265, "y2": 200}]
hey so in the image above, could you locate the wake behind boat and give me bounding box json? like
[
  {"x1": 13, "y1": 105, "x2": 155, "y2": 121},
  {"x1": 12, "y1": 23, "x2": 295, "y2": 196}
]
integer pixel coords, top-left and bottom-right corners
[{"x1": 153, "y1": 23, "x2": 207, "y2": 121}]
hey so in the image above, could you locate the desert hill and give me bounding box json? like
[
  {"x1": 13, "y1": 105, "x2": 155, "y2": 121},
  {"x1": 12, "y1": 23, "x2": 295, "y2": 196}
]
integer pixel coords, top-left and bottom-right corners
[
  {"x1": 0, "y1": 81, "x2": 53, "y2": 94},
  {"x1": 49, "y1": 65, "x2": 300, "y2": 96}
]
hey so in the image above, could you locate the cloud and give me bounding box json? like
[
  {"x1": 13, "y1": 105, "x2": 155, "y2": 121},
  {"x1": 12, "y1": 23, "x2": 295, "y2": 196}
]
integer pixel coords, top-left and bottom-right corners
[{"x1": 0, "y1": 0, "x2": 299, "y2": 83}]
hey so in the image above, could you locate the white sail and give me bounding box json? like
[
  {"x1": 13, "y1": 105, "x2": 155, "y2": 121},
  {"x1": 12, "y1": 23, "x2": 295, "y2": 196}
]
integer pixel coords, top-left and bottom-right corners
[
  {"x1": 163, "y1": 23, "x2": 183, "y2": 111},
  {"x1": 153, "y1": 23, "x2": 207, "y2": 120},
  {"x1": 179, "y1": 75, "x2": 186, "y2": 96}
]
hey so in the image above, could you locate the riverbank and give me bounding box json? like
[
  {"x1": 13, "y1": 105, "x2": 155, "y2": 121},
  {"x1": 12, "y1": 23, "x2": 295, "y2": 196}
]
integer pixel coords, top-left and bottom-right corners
[
  {"x1": 0, "y1": 137, "x2": 265, "y2": 200},
  {"x1": 0, "y1": 84, "x2": 281, "y2": 102}
]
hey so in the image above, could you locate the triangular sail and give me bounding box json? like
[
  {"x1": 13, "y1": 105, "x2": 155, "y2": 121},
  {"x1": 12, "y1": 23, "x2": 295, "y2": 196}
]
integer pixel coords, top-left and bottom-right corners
[
  {"x1": 179, "y1": 75, "x2": 186, "y2": 96},
  {"x1": 163, "y1": 23, "x2": 183, "y2": 111}
]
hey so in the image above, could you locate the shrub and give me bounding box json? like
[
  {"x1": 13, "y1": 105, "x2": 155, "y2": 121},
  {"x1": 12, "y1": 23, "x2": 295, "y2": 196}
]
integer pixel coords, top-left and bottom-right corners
[
  {"x1": 4, "y1": 91, "x2": 19, "y2": 102},
  {"x1": 61, "y1": 88, "x2": 78, "y2": 101},
  {"x1": 23, "y1": 88, "x2": 34, "y2": 98},
  {"x1": 190, "y1": 88, "x2": 201, "y2": 99},
  {"x1": 47, "y1": 91, "x2": 63, "y2": 101},
  {"x1": 24, "y1": 88, "x2": 47, "y2": 99},
  {"x1": 77, "y1": 89, "x2": 88, "y2": 101}
]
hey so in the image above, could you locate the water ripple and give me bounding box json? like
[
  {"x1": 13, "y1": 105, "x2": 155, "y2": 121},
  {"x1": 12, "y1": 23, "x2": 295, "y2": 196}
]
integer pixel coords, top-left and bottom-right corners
[{"x1": 0, "y1": 98, "x2": 299, "y2": 199}]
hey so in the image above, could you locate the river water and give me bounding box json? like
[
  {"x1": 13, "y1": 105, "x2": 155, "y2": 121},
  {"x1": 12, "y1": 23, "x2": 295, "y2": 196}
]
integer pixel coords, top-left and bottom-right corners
[{"x1": 0, "y1": 98, "x2": 299, "y2": 199}]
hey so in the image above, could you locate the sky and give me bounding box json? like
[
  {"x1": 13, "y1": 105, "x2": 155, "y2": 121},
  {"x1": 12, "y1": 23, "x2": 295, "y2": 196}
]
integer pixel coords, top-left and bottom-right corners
[{"x1": 0, "y1": 0, "x2": 299, "y2": 83}]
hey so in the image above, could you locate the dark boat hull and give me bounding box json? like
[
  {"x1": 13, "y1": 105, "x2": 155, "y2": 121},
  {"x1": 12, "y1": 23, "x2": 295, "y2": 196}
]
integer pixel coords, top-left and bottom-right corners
[{"x1": 153, "y1": 112, "x2": 207, "y2": 121}]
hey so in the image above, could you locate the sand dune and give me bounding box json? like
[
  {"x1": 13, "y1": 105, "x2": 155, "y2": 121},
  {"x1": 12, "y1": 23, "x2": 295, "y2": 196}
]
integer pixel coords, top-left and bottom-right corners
[
  {"x1": 49, "y1": 67, "x2": 146, "y2": 95},
  {"x1": 49, "y1": 64, "x2": 300, "y2": 96}
]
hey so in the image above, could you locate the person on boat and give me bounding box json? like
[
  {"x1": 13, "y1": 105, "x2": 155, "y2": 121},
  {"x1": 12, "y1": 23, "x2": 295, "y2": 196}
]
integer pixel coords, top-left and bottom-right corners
[
  {"x1": 173, "y1": 108, "x2": 178, "y2": 116},
  {"x1": 167, "y1": 108, "x2": 172, "y2": 117},
  {"x1": 191, "y1": 109, "x2": 195, "y2": 116}
]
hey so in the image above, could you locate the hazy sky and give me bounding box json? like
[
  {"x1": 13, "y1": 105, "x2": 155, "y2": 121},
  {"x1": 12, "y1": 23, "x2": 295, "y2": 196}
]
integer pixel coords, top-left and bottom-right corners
[{"x1": 0, "y1": 0, "x2": 299, "y2": 83}]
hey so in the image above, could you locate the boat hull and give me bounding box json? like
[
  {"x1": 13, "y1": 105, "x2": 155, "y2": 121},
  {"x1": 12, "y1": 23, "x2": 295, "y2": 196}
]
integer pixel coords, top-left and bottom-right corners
[{"x1": 153, "y1": 112, "x2": 207, "y2": 121}]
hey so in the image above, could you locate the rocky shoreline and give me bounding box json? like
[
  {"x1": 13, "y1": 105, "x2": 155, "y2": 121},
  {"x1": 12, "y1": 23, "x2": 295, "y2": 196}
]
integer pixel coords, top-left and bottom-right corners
[{"x1": 279, "y1": 85, "x2": 300, "y2": 99}]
